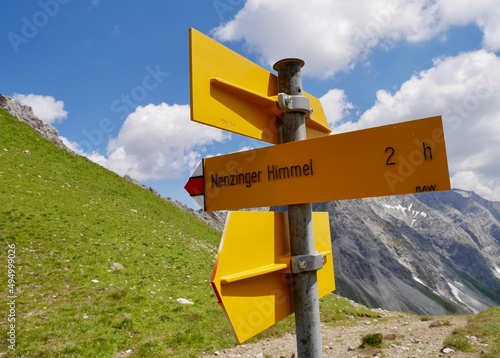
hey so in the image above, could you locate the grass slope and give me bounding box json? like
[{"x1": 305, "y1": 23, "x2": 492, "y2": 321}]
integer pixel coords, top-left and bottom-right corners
[{"x1": 0, "y1": 109, "x2": 234, "y2": 357}]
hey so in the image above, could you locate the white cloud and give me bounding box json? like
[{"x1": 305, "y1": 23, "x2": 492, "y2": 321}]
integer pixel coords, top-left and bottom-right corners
[
  {"x1": 60, "y1": 136, "x2": 108, "y2": 163},
  {"x1": 320, "y1": 89, "x2": 355, "y2": 127},
  {"x1": 333, "y1": 50, "x2": 500, "y2": 201},
  {"x1": 13, "y1": 93, "x2": 68, "y2": 125},
  {"x1": 59, "y1": 136, "x2": 80, "y2": 153},
  {"x1": 81, "y1": 103, "x2": 229, "y2": 181},
  {"x1": 437, "y1": 0, "x2": 500, "y2": 51},
  {"x1": 212, "y1": 0, "x2": 500, "y2": 77}
]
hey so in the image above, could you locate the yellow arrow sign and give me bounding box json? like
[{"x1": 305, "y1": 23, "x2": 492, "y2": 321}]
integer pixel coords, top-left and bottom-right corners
[
  {"x1": 211, "y1": 211, "x2": 334, "y2": 343},
  {"x1": 189, "y1": 28, "x2": 331, "y2": 143},
  {"x1": 187, "y1": 116, "x2": 450, "y2": 211}
]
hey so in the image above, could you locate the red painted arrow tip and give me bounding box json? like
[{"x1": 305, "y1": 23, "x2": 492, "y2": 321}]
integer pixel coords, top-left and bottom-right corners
[
  {"x1": 185, "y1": 176, "x2": 204, "y2": 196},
  {"x1": 211, "y1": 258, "x2": 222, "y2": 304}
]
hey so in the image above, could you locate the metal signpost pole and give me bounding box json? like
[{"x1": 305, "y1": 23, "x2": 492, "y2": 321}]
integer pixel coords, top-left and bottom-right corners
[{"x1": 273, "y1": 59, "x2": 323, "y2": 357}]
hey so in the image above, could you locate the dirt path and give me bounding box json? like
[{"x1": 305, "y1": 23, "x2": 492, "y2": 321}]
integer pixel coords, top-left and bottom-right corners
[{"x1": 202, "y1": 310, "x2": 489, "y2": 357}]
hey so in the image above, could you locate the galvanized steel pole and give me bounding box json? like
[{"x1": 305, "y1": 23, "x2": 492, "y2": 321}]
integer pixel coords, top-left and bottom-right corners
[{"x1": 273, "y1": 58, "x2": 323, "y2": 358}]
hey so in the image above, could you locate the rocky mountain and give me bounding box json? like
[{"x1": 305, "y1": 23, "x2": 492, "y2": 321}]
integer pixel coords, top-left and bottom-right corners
[
  {"x1": 0, "y1": 94, "x2": 70, "y2": 151},
  {"x1": 314, "y1": 190, "x2": 500, "y2": 315},
  {"x1": 3, "y1": 92, "x2": 498, "y2": 316}
]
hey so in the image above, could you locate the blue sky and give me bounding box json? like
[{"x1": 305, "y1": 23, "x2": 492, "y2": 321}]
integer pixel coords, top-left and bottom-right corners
[{"x1": 2, "y1": 0, "x2": 500, "y2": 207}]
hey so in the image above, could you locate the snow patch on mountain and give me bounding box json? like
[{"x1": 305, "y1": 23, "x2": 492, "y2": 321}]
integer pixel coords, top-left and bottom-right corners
[
  {"x1": 493, "y1": 265, "x2": 500, "y2": 280},
  {"x1": 447, "y1": 281, "x2": 465, "y2": 304},
  {"x1": 454, "y1": 189, "x2": 472, "y2": 198},
  {"x1": 413, "y1": 276, "x2": 427, "y2": 286},
  {"x1": 446, "y1": 280, "x2": 494, "y2": 313},
  {"x1": 383, "y1": 202, "x2": 427, "y2": 227}
]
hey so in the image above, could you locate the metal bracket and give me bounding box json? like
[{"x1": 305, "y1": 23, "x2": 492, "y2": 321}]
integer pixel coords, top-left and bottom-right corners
[
  {"x1": 277, "y1": 93, "x2": 311, "y2": 117},
  {"x1": 290, "y1": 252, "x2": 324, "y2": 273}
]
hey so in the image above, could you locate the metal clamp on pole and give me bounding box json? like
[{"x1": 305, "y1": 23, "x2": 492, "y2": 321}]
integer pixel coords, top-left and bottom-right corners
[
  {"x1": 277, "y1": 93, "x2": 311, "y2": 117},
  {"x1": 291, "y1": 252, "x2": 324, "y2": 273}
]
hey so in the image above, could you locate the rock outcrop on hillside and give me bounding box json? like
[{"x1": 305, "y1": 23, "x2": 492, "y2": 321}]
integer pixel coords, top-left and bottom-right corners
[{"x1": 0, "y1": 94, "x2": 70, "y2": 151}]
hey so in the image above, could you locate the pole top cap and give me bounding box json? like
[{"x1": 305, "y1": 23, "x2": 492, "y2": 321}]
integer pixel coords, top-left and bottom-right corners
[{"x1": 273, "y1": 58, "x2": 305, "y2": 71}]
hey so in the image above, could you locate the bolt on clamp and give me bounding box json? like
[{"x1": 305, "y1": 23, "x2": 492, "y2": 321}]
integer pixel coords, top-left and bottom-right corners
[
  {"x1": 277, "y1": 93, "x2": 312, "y2": 117},
  {"x1": 290, "y1": 252, "x2": 324, "y2": 273}
]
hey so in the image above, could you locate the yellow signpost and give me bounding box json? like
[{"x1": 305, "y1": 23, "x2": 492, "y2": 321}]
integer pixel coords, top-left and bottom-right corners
[
  {"x1": 185, "y1": 27, "x2": 452, "y2": 354},
  {"x1": 189, "y1": 28, "x2": 331, "y2": 143},
  {"x1": 186, "y1": 116, "x2": 451, "y2": 211},
  {"x1": 211, "y1": 211, "x2": 334, "y2": 343}
]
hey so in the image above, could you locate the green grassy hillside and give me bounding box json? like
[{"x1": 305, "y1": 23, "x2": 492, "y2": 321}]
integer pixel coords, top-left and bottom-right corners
[{"x1": 0, "y1": 108, "x2": 239, "y2": 357}]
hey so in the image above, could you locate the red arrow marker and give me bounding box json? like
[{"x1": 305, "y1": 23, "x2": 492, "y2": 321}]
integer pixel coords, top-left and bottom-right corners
[
  {"x1": 185, "y1": 175, "x2": 204, "y2": 196},
  {"x1": 210, "y1": 258, "x2": 222, "y2": 304},
  {"x1": 184, "y1": 161, "x2": 205, "y2": 209}
]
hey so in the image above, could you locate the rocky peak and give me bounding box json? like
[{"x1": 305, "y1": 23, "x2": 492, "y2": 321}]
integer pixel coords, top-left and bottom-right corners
[{"x1": 0, "y1": 94, "x2": 70, "y2": 151}]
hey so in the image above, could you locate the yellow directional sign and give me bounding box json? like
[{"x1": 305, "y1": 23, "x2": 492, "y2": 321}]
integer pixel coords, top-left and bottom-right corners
[
  {"x1": 211, "y1": 211, "x2": 334, "y2": 343},
  {"x1": 189, "y1": 28, "x2": 331, "y2": 144},
  {"x1": 187, "y1": 116, "x2": 450, "y2": 211}
]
